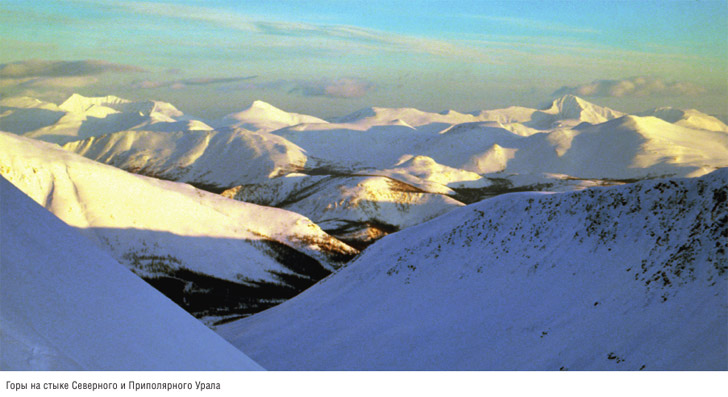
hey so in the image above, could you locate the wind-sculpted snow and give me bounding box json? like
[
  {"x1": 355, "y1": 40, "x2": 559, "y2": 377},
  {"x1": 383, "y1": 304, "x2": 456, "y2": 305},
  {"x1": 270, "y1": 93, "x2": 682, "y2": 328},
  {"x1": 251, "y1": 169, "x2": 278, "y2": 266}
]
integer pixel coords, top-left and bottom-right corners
[
  {"x1": 0, "y1": 132, "x2": 357, "y2": 324},
  {"x1": 0, "y1": 177, "x2": 263, "y2": 370},
  {"x1": 219, "y1": 170, "x2": 728, "y2": 370},
  {"x1": 63, "y1": 128, "x2": 309, "y2": 189}
]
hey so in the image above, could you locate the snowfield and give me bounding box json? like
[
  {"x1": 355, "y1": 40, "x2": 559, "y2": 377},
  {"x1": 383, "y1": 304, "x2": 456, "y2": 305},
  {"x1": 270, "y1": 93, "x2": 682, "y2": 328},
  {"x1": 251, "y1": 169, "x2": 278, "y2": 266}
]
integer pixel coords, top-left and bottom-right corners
[
  {"x1": 218, "y1": 170, "x2": 728, "y2": 370},
  {"x1": 0, "y1": 177, "x2": 262, "y2": 370}
]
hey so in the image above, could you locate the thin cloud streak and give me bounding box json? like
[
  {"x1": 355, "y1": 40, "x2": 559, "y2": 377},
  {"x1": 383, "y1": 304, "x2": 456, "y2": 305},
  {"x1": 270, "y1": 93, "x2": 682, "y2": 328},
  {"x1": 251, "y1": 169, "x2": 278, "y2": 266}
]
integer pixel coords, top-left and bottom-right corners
[
  {"x1": 219, "y1": 77, "x2": 374, "y2": 99},
  {"x1": 0, "y1": 60, "x2": 144, "y2": 78},
  {"x1": 102, "y1": 1, "x2": 501, "y2": 63},
  {"x1": 131, "y1": 76, "x2": 258, "y2": 90}
]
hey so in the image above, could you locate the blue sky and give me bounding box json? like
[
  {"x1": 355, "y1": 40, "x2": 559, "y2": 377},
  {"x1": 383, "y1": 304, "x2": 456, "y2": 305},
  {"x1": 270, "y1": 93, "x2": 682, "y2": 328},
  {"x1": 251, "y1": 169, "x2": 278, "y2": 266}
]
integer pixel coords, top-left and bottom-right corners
[{"x1": 1, "y1": 0, "x2": 726, "y2": 118}]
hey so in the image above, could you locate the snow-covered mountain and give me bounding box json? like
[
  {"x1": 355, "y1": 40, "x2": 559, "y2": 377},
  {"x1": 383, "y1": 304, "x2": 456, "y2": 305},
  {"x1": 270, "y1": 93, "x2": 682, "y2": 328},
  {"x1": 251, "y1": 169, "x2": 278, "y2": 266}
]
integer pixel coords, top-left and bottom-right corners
[
  {"x1": 638, "y1": 107, "x2": 728, "y2": 132},
  {"x1": 215, "y1": 100, "x2": 328, "y2": 132},
  {"x1": 331, "y1": 106, "x2": 479, "y2": 128},
  {"x1": 272, "y1": 109, "x2": 727, "y2": 188},
  {"x1": 0, "y1": 93, "x2": 212, "y2": 144},
  {"x1": 470, "y1": 94, "x2": 623, "y2": 130},
  {"x1": 12, "y1": 93, "x2": 728, "y2": 248},
  {"x1": 51, "y1": 94, "x2": 727, "y2": 186},
  {"x1": 0, "y1": 132, "x2": 357, "y2": 324},
  {"x1": 218, "y1": 169, "x2": 728, "y2": 370},
  {"x1": 366, "y1": 155, "x2": 488, "y2": 195},
  {"x1": 503, "y1": 115, "x2": 728, "y2": 180},
  {"x1": 0, "y1": 177, "x2": 262, "y2": 370},
  {"x1": 223, "y1": 172, "x2": 463, "y2": 248},
  {"x1": 63, "y1": 128, "x2": 309, "y2": 189}
]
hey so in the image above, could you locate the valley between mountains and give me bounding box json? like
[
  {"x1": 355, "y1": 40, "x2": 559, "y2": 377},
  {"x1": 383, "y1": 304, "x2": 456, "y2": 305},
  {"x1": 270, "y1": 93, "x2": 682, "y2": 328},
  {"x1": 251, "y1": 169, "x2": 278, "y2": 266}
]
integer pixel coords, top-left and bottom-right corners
[{"x1": 1, "y1": 93, "x2": 726, "y2": 370}]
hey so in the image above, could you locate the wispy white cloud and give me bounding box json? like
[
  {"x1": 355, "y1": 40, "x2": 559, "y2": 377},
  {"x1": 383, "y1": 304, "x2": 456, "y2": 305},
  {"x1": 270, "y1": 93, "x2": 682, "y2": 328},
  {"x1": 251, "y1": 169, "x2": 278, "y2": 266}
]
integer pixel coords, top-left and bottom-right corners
[
  {"x1": 130, "y1": 75, "x2": 257, "y2": 90},
  {"x1": 290, "y1": 78, "x2": 374, "y2": 98},
  {"x1": 218, "y1": 77, "x2": 374, "y2": 99},
  {"x1": 0, "y1": 59, "x2": 144, "y2": 78},
  {"x1": 102, "y1": 1, "x2": 500, "y2": 63},
  {"x1": 0, "y1": 60, "x2": 144, "y2": 98},
  {"x1": 553, "y1": 76, "x2": 707, "y2": 97}
]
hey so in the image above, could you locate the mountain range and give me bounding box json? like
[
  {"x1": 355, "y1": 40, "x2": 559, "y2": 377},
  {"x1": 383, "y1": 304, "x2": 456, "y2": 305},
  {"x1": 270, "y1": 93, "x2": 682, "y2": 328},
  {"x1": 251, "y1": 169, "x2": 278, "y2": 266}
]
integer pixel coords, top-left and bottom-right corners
[
  {"x1": 1, "y1": 92, "x2": 726, "y2": 370},
  {"x1": 10, "y1": 93, "x2": 721, "y2": 246}
]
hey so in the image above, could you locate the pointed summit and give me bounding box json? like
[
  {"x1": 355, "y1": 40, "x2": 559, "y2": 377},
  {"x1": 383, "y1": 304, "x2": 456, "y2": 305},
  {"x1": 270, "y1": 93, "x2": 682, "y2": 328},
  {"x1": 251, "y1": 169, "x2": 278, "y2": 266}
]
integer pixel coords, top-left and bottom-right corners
[
  {"x1": 541, "y1": 95, "x2": 623, "y2": 124},
  {"x1": 220, "y1": 100, "x2": 327, "y2": 132}
]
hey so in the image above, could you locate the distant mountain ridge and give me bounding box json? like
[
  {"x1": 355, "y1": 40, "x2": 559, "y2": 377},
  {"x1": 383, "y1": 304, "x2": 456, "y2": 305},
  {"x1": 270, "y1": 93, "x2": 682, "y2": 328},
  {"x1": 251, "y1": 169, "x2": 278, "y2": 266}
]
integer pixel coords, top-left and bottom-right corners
[{"x1": 4, "y1": 93, "x2": 727, "y2": 247}]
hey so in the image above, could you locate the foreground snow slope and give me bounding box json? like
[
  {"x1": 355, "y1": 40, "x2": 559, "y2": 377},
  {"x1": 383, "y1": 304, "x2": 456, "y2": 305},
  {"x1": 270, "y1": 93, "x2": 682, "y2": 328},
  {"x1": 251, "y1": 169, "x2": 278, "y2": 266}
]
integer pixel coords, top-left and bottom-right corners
[
  {"x1": 0, "y1": 132, "x2": 357, "y2": 323},
  {"x1": 0, "y1": 177, "x2": 262, "y2": 370},
  {"x1": 219, "y1": 170, "x2": 728, "y2": 370}
]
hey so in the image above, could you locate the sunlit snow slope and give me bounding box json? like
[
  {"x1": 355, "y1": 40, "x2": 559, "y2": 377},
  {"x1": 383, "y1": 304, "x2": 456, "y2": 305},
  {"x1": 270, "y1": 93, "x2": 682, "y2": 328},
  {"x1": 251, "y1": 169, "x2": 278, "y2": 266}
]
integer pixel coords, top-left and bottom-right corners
[
  {"x1": 64, "y1": 128, "x2": 309, "y2": 189},
  {"x1": 0, "y1": 177, "x2": 262, "y2": 370},
  {"x1": 0, "y1": 132, "x2": 357, "y2": 324},
  {"x1": 219, "y1": 170, "x2": 728, "y2": 370}
]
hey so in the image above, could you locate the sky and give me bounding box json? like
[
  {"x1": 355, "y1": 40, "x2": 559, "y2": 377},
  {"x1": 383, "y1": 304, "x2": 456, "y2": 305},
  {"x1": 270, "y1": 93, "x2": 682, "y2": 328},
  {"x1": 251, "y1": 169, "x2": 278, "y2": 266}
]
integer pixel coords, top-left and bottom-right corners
[{"x1": 1, "y1": 0, "x2": 726, "y2": 119}]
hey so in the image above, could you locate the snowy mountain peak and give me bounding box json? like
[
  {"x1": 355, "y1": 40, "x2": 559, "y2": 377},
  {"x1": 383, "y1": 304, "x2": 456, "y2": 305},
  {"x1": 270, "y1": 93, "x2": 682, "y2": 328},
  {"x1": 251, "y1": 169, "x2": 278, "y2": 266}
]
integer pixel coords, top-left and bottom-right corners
[
  {"x1": 234, "y1": 100, "x2": 291, "y2": 118},
  {"x1": 59, "y1": 93, "x2": 130, "y2": 113},
  {"x1": 541, "y1": 94, "x2": 623, "y2": 124},
  {"x1": 548, "y1": 95, "x2": 597, "y2": 116},
  {"x1": 56, "y1": 93, "x2": 183, "y2": 120},
  {"x1": 220, "y1": 100, "x2": 327, "y2": 131},
  {"x1": 248, "y1": 99, "x2": 285, "y2": 112},
  {"x1": 125, "y1": 99, "x2": 184, "y2": 119}
]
